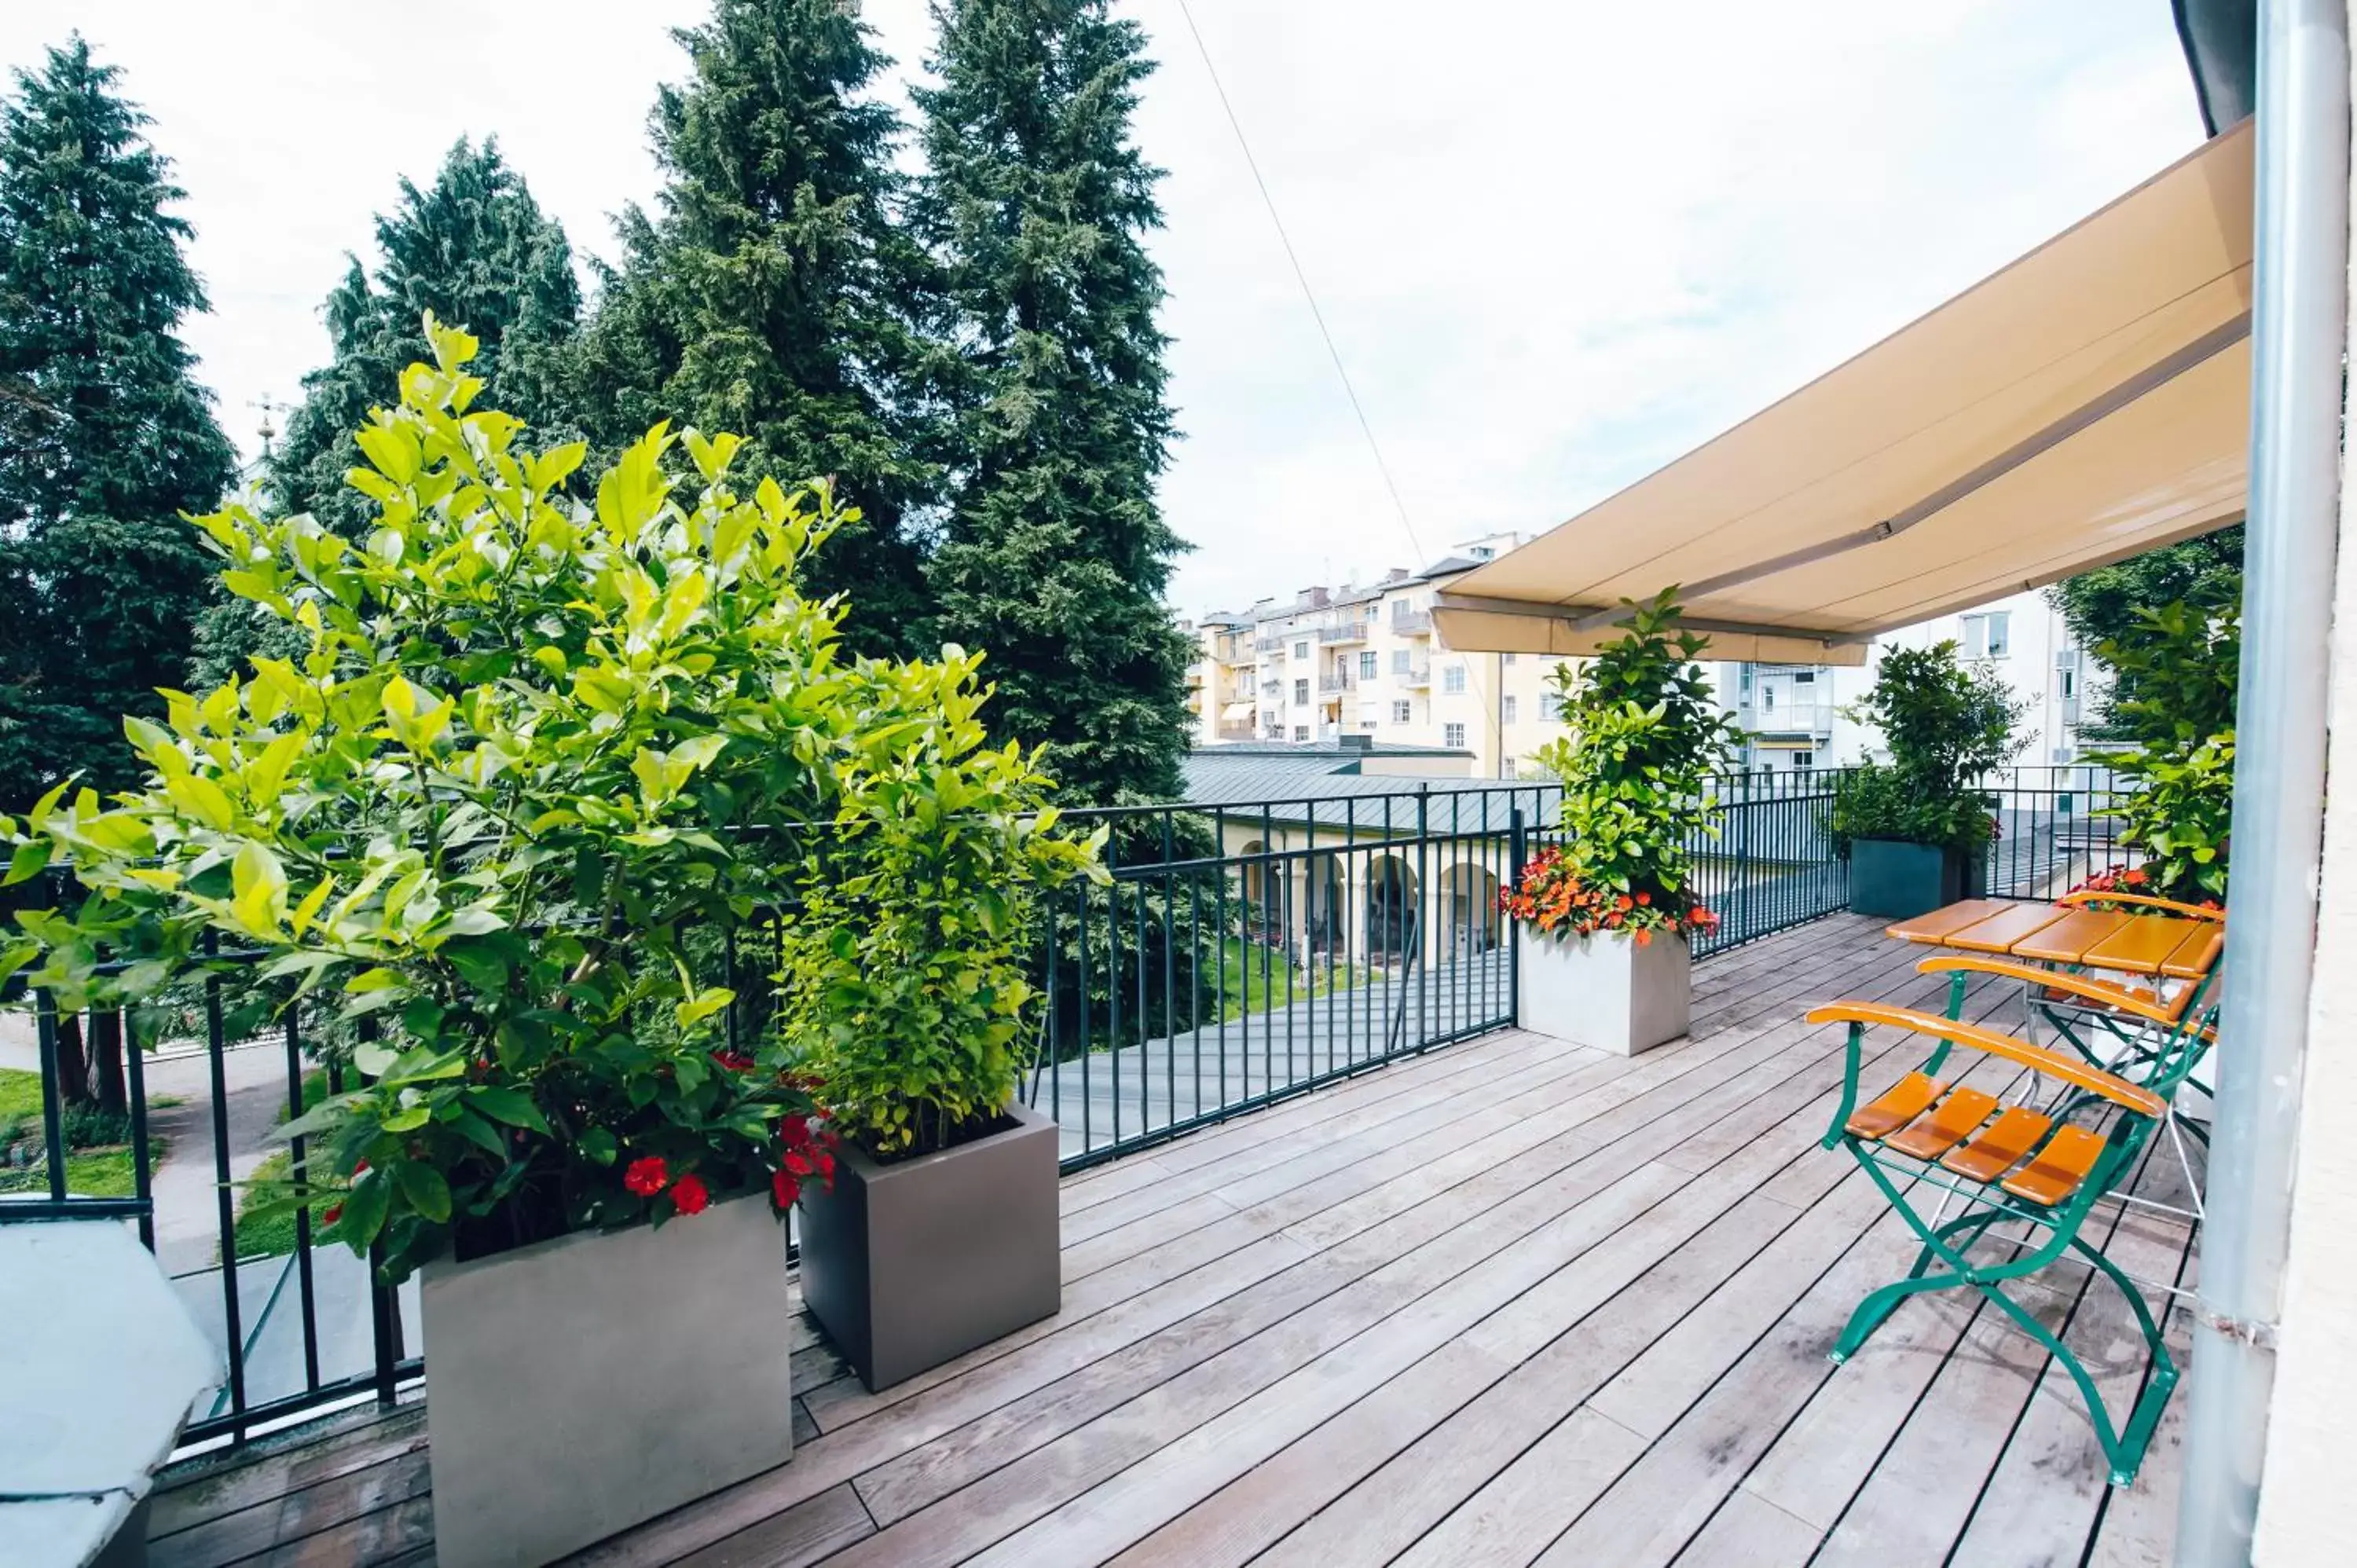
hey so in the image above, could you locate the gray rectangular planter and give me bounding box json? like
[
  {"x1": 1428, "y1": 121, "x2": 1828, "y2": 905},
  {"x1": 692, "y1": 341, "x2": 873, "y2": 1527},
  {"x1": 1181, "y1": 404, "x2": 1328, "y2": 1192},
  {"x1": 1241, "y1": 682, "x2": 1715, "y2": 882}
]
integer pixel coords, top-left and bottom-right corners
[
  {"x1": 1515, "y1": 926, "x2": 1691, "y2": 1056},
  {"x1": 420, "y1": 1190, "x2": 794, "y2": 1568},
  {"x1": 1849, "y1": 837, "x2": 1967, "y2": 918},
  {"x1": 797, "y1": 1098, "x2": 1061, "y2": 1391}
]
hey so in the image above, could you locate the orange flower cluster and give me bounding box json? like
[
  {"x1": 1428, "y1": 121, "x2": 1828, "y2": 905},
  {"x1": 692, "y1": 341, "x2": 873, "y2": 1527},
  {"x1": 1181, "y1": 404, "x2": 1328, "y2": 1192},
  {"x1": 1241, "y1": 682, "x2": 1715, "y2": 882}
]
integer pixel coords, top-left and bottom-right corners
[{"x1": 1497, "y1": 844, "x2": 1718, "y2": 943}]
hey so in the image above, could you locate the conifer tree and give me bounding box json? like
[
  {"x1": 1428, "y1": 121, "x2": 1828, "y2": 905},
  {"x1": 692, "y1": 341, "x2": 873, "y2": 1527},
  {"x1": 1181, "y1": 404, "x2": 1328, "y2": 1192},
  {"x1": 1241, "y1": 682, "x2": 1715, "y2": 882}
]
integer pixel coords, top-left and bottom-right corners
[
  {"x1": 264, "y1": 137, "x2": 580, "y2": 537},
  {"x1": 914, "y1": 0, "x2": 1193, "y2": 804},
  {"x1": 571, "y1": 0, "x2": 931, "y2": 654},
  {"x1": 0, "y1": 37, "x2": 236, "y2": 810}
]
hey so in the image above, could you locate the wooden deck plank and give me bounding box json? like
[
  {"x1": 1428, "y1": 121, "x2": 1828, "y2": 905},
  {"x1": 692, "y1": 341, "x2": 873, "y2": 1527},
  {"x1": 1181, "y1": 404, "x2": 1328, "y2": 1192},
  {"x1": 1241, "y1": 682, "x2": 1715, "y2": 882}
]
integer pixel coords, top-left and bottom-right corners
[
  {"x1": 801, "y1": 934, "x2": 1934, "y2": 1443},
  {"x1": 830, "y1": 959, "x2": 1947, "y2": 1548},
  {"x1": 1948, "y1": 1173, "x2": 2202, "y2": 1563},
  {"x1": 135, "y1": 918, "x2": 2189, "y2": 1568},
  {"x1": 907, "y1": 1039, "x2": 1933, "y2": 1568}
]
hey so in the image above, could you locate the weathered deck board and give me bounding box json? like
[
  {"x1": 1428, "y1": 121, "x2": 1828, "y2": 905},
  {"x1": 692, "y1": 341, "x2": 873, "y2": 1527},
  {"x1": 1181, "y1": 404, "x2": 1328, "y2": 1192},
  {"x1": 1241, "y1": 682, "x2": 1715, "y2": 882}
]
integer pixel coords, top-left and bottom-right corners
[{"x1": 145, "y1": 914, "x2": 2194, "y2": 1566}]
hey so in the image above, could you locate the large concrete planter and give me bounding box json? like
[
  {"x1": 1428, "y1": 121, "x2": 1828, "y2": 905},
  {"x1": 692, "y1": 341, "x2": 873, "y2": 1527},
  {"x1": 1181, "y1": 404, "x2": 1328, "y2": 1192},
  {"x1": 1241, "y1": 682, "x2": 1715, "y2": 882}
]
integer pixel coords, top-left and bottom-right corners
[
  {"x1": 798, "y1": 1098, "x2": 1061, "y2": 1391},
  {"x1": 1849, "y1": 837, "x2": 1968, "y2": 918},
  {"x1": 420, "y1": 1190, "x2": 794, "y2": 1568},
  {"x1": 1515, "y1": 926, "x2": 1691, "y2": 1056}
]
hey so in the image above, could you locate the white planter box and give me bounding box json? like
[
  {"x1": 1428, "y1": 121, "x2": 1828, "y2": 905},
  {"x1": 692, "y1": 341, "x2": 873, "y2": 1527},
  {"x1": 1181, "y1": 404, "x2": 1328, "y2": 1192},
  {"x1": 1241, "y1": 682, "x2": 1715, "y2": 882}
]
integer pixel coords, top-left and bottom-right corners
[
  {"x1": 1516, "y1": 926, "x2": 1692, "y2": 1056},
  {"x1": 421, "y1": 1189, "x2": 794, "y2": 1568}
]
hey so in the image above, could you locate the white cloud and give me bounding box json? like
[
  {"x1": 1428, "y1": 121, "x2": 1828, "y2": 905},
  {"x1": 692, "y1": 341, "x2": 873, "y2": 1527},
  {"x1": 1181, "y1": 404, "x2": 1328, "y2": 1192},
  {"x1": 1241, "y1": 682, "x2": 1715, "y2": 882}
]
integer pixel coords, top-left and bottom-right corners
[{"x1": 4, "y1": 1, "x2": 2200, "y2": 617}]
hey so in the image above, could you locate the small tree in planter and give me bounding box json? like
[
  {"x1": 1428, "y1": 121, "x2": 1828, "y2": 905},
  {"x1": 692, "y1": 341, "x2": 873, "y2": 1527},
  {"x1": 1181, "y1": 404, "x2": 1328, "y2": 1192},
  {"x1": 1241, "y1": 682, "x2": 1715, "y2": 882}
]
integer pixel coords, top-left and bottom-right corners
[
  {"x1": 1831, "y1": 641, "x2": 2027, "y2": 918},
  {"x1": 0, "y1": 317, "x2": 1097, "y2": 1566},
  {"x1": 1505, "y1": 592, "x2": 1741, "y2": 1054},
  {"x1": 775, "y1": 708, "x2": 1105, "y2": 1389}
]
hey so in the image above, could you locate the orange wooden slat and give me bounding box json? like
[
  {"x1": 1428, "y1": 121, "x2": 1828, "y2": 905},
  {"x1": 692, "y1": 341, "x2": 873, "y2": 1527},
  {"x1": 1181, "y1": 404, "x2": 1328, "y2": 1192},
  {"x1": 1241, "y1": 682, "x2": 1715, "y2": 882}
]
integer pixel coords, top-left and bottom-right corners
[
  {"x1": 2161, "y1": 923, "x2": 2226, "y2": 980},
  {"x1": 1884, "y1": 1086, "x2": 1999, "y2": 1160},
  {"x1": 1846, "y1": 1072, "x2": 1944, "y2": 1141},
  {"x1": 2009, "y1": 909, "x2": 2132, "y2": 965},
  {"x1": 2001, "y1": 1125, "x2": 2109, "y2": 1206},
  {"x1": 1884, "y1": 899, "x2": 2014, "y2": 945},
  {"x1": 2082, "y1": 914, "x2": 2205, "y2": 977},
  {"x1": 1941, "y1": 902, "x2": 2071, "y2": 955},
  {"x1": 1941, "y1": 1106, "x2": 2053, "y2": 1183},
  {"x1": 1805, "y1": 1001, "x2": 2168, "y2": 1116}
]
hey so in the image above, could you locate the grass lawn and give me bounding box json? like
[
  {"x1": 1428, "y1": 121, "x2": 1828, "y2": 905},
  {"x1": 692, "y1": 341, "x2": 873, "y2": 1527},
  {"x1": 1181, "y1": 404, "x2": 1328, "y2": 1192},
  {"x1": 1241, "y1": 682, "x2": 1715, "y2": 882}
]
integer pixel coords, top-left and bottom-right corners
[
  {"x1": 0, "y1": 1065, "x2": 166, "y2": 1197},
  {"x1": 228, "y1": 1067, "x2": 334, "y2": 1261},
  {"x1": 1213, "y1": 938, "x2": 1369, "y2": 1022}
]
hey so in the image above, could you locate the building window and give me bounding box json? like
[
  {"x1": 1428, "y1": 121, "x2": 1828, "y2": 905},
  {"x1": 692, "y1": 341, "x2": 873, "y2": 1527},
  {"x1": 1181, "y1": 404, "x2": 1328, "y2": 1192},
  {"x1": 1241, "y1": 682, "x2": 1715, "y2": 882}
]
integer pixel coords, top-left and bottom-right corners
[
  {"x1": 2061, "y1": 667, "x2": 2077, "y2": 698},
  {"x1": 1293, "y1": 725, "x2": 1308, "y2": 741},
  {"x1": 1442, "y1": 663, "x2": 1467, "y2": 694},
  {"x1": 1358, "y1": 650, "x2": 1376, "y2": 679},
  {"x1": 1794, "y1": 670, "x2": 1814, "y2": 686},
  {"x1": 1292, "y1": 679, "x2": 1309, "y2": 705},
  {"x1": 1539, "y1": 691, "x2": 1563, "y2": 720},
  {"x1": 1761, "y1": 687, "x2": 1776, "y2": 711},
  {"x1": 1293, "y1": 640, "x2": 1309, "y2": 660},
  {"x1": 1443, "y1": 722, "x2": 1467, "y2": 748},
  {"x1": 1501, "y1": 651, "x2": 1516, "y2": 665},
  {"x1": 1360, "y1": 718, "x2": 1378, "y2": 731},
  {"x1": 1963, "y1": 611, "x2": 2012, "y2": 658},
  {"x1": 1391, "y1": 700, "x2": 1412, "y2": 724},
  {"x1": 1792, "y1": 750, "x2": 1815, "y2": 769},
  {"x1": 1391, "y1": 649, "x2": 1410, "y2": 673},
  {"x1": 1501, "y1": 695, "x2": 1518, "y2": 724}
]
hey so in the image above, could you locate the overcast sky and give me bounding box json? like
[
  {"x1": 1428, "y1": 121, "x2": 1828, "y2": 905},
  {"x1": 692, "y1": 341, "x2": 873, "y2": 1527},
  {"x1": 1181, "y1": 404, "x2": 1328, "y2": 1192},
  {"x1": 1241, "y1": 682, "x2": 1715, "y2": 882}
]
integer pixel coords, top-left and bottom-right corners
[{"x1": 4, "y1": 2, "x2": 2202, "y2": 618}]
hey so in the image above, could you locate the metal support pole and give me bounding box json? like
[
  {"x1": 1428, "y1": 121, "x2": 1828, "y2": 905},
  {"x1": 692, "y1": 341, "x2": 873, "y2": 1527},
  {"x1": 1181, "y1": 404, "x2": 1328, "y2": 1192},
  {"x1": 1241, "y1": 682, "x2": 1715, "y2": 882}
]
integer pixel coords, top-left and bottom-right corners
[{"x1": 2178, "y1": 2, "x2": 2350, "y2": 1560}]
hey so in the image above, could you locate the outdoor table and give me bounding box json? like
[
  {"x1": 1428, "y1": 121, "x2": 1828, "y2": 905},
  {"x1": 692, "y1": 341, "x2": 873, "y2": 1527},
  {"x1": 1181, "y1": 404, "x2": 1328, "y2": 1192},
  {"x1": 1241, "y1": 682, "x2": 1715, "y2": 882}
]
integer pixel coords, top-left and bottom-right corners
[{"x1": 1884, "y1": 898, "x2": 2221, "y2": 980}]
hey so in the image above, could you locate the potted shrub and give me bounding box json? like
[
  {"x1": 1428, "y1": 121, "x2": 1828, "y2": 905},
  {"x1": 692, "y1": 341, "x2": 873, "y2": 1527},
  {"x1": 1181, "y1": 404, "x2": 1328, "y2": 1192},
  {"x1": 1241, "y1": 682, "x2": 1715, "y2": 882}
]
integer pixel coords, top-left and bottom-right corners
[
  {"x1": 1505, "y1": 592, "x2": 1740, "y2": 1055},
  {"x1": 0, "y1": 317, "x2": 1001, "y2": 1566},
  {"x1": 1831, "y1": 641, "x2": 2027, "y2": 918},
  {"x1": 2092, "y1": 599, "x2": 2238, "y2": 905},
  {"x1": 776, "y1": 694, "x2": 1103, "y2": 1390}
]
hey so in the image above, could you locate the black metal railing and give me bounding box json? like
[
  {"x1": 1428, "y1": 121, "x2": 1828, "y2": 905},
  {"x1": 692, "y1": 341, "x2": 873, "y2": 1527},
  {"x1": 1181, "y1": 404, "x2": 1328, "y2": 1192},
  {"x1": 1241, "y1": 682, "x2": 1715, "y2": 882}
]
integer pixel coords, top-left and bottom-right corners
[
  {"x1": 1972, "y1": 763, "x2": 2135, "y2": 896},
  {"x1": 0, "y1": 768, "x2": 1959, "y2": 1449}
]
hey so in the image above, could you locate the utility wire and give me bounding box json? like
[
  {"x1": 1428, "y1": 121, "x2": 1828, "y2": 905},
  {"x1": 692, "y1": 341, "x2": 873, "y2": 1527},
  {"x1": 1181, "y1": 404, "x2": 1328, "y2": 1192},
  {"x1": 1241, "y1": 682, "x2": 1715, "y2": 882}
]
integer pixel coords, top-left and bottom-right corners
[
  {"x1": 1175, "y1": 0, "x2": 1514, "y2": 763},
  {"x1": 1171, "y1": 0, "x2": 1422, "y2": 563}
]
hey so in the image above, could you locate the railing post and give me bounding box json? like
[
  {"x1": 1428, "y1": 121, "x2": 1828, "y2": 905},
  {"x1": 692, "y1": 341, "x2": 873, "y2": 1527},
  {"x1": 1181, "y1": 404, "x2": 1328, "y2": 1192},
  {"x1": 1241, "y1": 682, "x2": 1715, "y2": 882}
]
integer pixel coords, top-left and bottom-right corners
[{"x1": 1508, "y1": 807, "x2": 1526, "y2": 1025}]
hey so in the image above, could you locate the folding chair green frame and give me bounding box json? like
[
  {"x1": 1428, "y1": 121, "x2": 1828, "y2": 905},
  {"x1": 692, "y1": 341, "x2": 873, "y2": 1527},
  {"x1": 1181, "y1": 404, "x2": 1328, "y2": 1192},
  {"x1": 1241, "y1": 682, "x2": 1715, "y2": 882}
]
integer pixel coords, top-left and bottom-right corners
[{"x1": 1809, "y1": 976, "x2": 2217, "y2": 1486}]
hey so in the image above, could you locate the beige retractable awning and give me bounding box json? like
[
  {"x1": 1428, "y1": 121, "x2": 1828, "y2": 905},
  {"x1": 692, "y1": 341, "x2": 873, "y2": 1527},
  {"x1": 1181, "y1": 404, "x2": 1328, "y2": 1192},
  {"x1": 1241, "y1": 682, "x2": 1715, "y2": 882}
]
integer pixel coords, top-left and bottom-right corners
[
  {"x1": 1435, "y1": 122, "x2": 2253, "y2": 667},
  {"x1": 1220, "y1": 701, "x2": 1256, "y2": 720}
]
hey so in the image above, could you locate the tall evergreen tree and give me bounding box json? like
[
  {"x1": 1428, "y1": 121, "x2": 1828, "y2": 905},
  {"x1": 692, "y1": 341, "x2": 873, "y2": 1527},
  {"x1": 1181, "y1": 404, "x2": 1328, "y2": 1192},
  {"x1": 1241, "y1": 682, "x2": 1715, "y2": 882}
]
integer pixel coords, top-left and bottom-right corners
[
  {"x1": 264, "y1": 137, "x2": 580, "y2": 537},
  {"x1": 914, "y1": 0, "x2": 1193, "y2": 804},
  {"x1": 0, "y1": 36, "x2": 236, "y2": 810},
  {"x1": 194, "y1": 137, "x2": 578, "y2": 678},
  {"x1": 571, "y1": 0, "x2": 931, "y2": 654}
]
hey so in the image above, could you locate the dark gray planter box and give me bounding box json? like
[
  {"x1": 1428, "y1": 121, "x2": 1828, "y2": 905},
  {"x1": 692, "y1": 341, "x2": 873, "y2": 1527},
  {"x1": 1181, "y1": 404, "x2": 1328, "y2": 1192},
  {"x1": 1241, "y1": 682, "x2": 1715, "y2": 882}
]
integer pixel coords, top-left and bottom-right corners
[
  {"x1": 1849, "y1": 837, "x2": 1967, "y2": 919},
  {"x1": 798, "y1": 1097, "x2": 1061, "y2": 1391}
]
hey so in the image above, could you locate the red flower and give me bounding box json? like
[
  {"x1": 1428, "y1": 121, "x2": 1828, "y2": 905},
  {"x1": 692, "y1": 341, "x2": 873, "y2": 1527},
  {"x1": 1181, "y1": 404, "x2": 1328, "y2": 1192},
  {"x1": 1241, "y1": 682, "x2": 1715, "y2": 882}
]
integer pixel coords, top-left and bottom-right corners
[
  {"x1": 322, "y1": 1203, "x2": 343, "y2": 1226},
  {"x1": 1635, "y1": 930, "x2": 1652, "y2": 948},
  {"x1": 780, "y1": 1116, "x2": 815, "y2": 1151},
  {"x1": 772, "y1": 1170, "x2": 801, "y2": 1209},
  {"x1": 1635, "y1": 892, "x2": 1651, "y2": 907},
  {"x1": 785, "y1": 1148, "x2": 812, "y2": 1177},
  {"x1": 670, "y1": 1174, "x2": 710, "y2": 1216},
  {"x1": 624, "y1": 1156, "x2": 669, "y2": 1196},
  {"x1": 353, "y1": 1158, "x2": 369, "y2": 1174},
  {"x1": 715, "y1": 1050, "x2": 755, "y2": 1073},
  {"x1": 1615, "y1": 895, "x2": 1633, "y2": 911},
  {"x1": 814, "y1": 1149, "x2": 835, "y2": 1180},
  {"x1": 2124, "y1": 867, "x2": 2148, "y2": 885}
]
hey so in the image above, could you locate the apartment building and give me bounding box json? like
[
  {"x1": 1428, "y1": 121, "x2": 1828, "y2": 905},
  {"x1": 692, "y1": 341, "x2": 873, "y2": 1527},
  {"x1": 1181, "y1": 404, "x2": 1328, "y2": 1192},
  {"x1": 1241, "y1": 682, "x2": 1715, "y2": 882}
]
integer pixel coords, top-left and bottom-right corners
[
  {"x1": 1723, "y1": 589, "x2": 2104, "y2": 777},
  {"x1": 1193, "y1": 555, "x2": 2102, "y2": 779},
  {"x1": 1187, "y1": 535, "x2": 1593, "y2": 779}
]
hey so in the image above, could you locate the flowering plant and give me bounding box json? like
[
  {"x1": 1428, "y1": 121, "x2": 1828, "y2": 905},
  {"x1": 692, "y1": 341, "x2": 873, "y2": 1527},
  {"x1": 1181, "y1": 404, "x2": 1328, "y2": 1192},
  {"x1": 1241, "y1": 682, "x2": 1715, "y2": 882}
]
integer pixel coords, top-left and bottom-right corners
[
  {"x1": 1499, "y1": 843, "x2": 1719, "y2": 945},
  {"x1": 1515, "y1": 592, "x2": 1742, "y2": 943},
  {"x1": 2067, "y1": 865, "x2": 2223, "y2": 916},
  {"x1": 0, "y1": 317, "x2": 1014, "y2": 1281}
]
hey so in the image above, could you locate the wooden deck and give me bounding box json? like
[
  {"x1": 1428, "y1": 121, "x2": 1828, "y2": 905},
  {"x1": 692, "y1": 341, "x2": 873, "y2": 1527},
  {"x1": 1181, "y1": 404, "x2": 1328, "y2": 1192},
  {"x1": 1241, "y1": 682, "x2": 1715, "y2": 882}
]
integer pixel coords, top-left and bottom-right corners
[{"x1": 145, "y1": 914, "x2": 2197, "y2": 1566}]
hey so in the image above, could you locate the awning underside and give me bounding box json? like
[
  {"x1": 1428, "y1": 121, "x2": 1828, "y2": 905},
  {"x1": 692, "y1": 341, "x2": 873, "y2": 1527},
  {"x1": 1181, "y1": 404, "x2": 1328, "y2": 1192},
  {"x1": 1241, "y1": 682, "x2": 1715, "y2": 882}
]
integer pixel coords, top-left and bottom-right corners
[{"x1": 1437, "y1": 121, "x2": 2254, "y2": 667}]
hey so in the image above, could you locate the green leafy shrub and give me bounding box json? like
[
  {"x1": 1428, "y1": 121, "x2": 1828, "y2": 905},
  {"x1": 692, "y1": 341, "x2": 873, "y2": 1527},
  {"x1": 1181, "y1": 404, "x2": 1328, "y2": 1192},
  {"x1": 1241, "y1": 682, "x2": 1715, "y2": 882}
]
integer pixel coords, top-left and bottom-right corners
[
  {"x1": 1512, "y1": 592, "x2": 1743, "y2": 940},
  {"x1": 2096, "y1": 601, "x2": 2238, "y2": 902},
  {"x1": 1830, "y1": 641, "x2": 2026, "y2": 853},
  {"x1": 0, "y1": 315, "x2": 1092, "y2": 1281},
  {"x1": 775, "y1": 663, "x2": 1105, "y2": 1158}
]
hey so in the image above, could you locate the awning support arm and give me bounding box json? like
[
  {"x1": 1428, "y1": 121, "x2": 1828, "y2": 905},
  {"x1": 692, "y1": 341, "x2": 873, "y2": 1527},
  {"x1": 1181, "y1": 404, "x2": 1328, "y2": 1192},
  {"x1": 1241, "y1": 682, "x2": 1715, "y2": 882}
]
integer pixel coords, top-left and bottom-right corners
[
  {"x1": 1432, "y1": 592, "x2": 1870, "y2": 649},
  {"x1": 1567, "y1": 310, "x2": 2254, "y2": 632}
]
